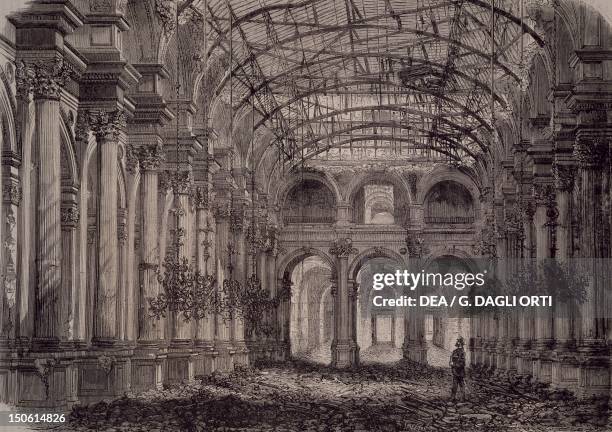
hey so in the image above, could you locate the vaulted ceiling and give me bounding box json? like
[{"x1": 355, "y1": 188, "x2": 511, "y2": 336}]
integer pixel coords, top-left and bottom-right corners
[{"x1": 177, "y1": 0, "x2": 545, "y2": 167}]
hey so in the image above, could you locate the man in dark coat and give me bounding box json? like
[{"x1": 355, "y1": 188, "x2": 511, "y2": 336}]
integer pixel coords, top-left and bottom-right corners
[{"x1": 449, "y1": 336, "x2": 466, "y2": 401}]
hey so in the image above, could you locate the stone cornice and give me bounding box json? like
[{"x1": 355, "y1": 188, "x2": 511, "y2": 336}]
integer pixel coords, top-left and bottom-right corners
[{"x1": 8, "y1": 1, "x2": 84, "y2": 36}]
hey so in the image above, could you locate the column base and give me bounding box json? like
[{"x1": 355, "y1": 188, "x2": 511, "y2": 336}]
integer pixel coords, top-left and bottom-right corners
[
  {"x1": 331, "y1": 340, "x2": 358, "y2": 368},
  {"x1": 214, "y1": 341, "x2": 236, "y2": 372},
  {"x1": 551, "y1": 346, "x2": 579, "y2": 392},
  {"x1": 232, "y1": 340, "x2": 249, "y2": 367},
  {"x1": 166, "y1": 340, "x2": 195, "y2": 385},
  {"x1": 533, "y1": 339, "x2": 555, "y2": 384},
  {"x1": 193, "y1": 341, "x2": 217, "y2": 377},
  {"x1": 131, "y1": 343, "x2": 166, "y2": 393},
  {"x1": 76, "y1": 346, "x2": 133, "y2": 405},
  {"x1": 577, "y1": 339, "x2": 609, "y2": 399}
]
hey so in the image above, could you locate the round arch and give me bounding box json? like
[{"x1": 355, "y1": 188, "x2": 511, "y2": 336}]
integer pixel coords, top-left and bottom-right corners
[
  {"x1": 348, "y1": 247, "x2": 406, "y2": 281},
  {"x1": 273, "y1": 170, "x2": 341, "y2": 210},
  {"x1": 276, "y1": 247, "x2": 336, "y2": 281},
  {"x1": 417, "y1": 167, "x2": 480, "y2": 210},
  {"x1": 344, "y1": 170, "x2": 413, "y2": 204}
]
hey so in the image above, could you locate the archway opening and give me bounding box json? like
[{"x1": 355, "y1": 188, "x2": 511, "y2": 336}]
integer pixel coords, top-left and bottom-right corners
[
  {"x1": 423, "y1": 255, "x2": 473, "y2": 367},
  {"x1": 288, "y1": 256, "x2": 333, "y2": 364},
  {"x1": 356, "y1": 257, "x2": 405, "y2": 364},
  {"x1": 424, "y1": 180, "x2": 475, "y2": 225},
  {"x1": 282, "y1": 179, "x2": 336, "y2": 224}
]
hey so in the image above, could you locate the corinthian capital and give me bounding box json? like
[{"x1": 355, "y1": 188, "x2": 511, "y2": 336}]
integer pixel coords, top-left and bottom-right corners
[
  {"x1": 574, "y1": 136, "x2": 609, "y2": 168},
  {"x1": 88, "y1": 109, "x2": 126, "y2": 141},
  {"x1": 532, "y1": 183, "x2": 555, "y2": 207},
  {"x1": 139, "y1": 143, "x2": 164, "y2": 171},
  {"x1": 192, "y1": 185, "x2": 208, "y2": 210},
  {"x1": 553, "y1": 164, "x2": 576, "y2": 192},
  {"x1": 329, "y1": 238, "x2": 357, "y2": 258},
  {"x1": 27, "y1": 58, "x2": 71, "y2": 100}
]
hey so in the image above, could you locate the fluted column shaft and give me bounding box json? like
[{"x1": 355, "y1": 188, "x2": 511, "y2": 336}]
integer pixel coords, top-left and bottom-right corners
[
  {"x1": 574, "y1": 137, "x2": 608, "y2": 341},
  {"x1": 330, "y1": 239, "x2": 357, "y2": 368},
  {"x1": 194, "y1": 187, "x2": 214, "y2": 344},
  {"x1": 172, "y1": 191, "x2": 192, "y2": 342},
  {"x1": 214, "y1": 204, "x2": 231, "y2": 342},
  {"x1": 91, "y1": 111, "x2": 124, "y2": 346},
  {"x1": 533, "y1": 184, "x2": 554, "y2": 345},
  {"x1": 33, "y1": 85, "x2": 63, "y2": 344},
  {"x1": 138, "y1": 154, "x2": 162, "y2": 343},
  {"x1": 554, "y1": 165, "x2": 575, "y2": 346}
]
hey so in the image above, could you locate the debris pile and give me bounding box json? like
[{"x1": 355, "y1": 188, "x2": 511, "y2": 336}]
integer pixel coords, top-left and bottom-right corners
[{"x1": 41, "y1": 360, "x2": 609, "y2": 431}]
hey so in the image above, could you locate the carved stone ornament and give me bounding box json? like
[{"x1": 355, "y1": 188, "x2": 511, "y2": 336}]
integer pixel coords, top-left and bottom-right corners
[
  {"x1": 87, "y1": 109, "x2": 126, "y2": 141},
  {"x1": 26, "y1": 58, "x2": 72, "y2": 100},
  {"x1": 192, "y1": 185, "x2": 209, "y2": 209},
  {"x1": 3, "y1": 183, "x2": 22, "y2": 206},
  {"x1": 155, "y1": 0, "x2": 177, "y2": 36},
  {"x1": 213, "y1": 201, "x2": 232, "y2": 221},
  {"x1": 139, "y1": 143, "x2": 164, "y2": 171},
  {"x1": 532, "y1": 183, "x2": 555, "y2": 207},
  {"x1": 553, "y1": 164, "x2": 576, "y2": 192},
  {"x1": 90, "y1": 0, "x2": 112, "y2": 12},
  {"x1": 573, "y1": 136, "x2": 609, "y2": 168},
  {"x1": 329, "y1": 238, "x2": 358, "y2": 258},
  {"x1": 60, "y1": 207, "x2": 79, "y2": 226}
]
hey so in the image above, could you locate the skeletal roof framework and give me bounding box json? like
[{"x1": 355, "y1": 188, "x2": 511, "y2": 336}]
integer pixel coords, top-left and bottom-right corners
[{"x1": 184, "y1": 0, "x2": 545, "y2": 167}]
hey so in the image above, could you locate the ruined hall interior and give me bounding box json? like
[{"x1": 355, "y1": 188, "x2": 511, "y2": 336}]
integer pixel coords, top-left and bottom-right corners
[{"x1": 1, "y1": 0, "x2": 612, "y2": 430}]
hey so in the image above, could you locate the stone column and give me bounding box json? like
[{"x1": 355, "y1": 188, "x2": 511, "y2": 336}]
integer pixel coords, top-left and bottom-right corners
[
  {"x1": 329, "y1": 239, "x2": 358, "y2": 368},
  {"x1": 229, "y1": 203, "x2": 248, "y2": 365},
  {"x1": 89, "y1": 109, "x2": 125, "y2": 347},
  {"x1": 532, "y1": 182, "x2": 555, "y2": 384},
  {"x1": 131, "y1": 143, "x2": 165, "y2": 392},
  {"x1": 349, "y1": 280, "x2": 360, "y2": 365},
  {"x1": 516, "y1": 201, "x2": 535, "y2": 380},
  {"x1": 31, "y1": 59, "x2": 69, "y2": 348},
  {"x1": 137, "y1": 145, "x2": 164, "y2": 344},
  {"x1": 14, "y1": 73, "x2": 34, "y2": 343},
  {"x1": 573, "y1": 135, "x2": 610, "y2": 398},
  {"x1": 117, "y1": 209, "x2": 128, "y2": 341},
  {"x1": 552, "y1": 163, "x2": 579, "y2": 390},
  {"x1": 60, "y1": 204, "x2": 79, "y2": 344},
  {"x1": 214, "y1": 200, "x2": 235, "y2": 371},
  {"x1": 193, "y1": 185, "x2": 216, "y2": 375},
  {"x1": 170, "y1": 173, "x2": 193, "y2": 344},
  {"x1": 1, "y1": 176, "x2": 21, "y2": 342}
]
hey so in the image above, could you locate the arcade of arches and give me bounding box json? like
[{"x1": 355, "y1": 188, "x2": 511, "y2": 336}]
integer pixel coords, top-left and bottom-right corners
[{"x1": 0, "y1": 0, "x2": 611, "y2": 412}]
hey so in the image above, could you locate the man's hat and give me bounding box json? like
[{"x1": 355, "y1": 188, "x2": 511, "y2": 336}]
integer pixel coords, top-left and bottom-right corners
[{"x1": 456, "y1": 336, "x2": 465, "y2": 347}]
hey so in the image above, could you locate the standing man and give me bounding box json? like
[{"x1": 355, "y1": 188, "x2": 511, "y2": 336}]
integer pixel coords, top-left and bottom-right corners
[{"x1": 449, "y1": 336, "x2": 466, "y2": 401}]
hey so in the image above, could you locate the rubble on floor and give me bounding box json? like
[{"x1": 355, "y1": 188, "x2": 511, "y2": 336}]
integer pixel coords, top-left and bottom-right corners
[{"x1": 42, "y1": 360, "x2": 609, "y2": 432}]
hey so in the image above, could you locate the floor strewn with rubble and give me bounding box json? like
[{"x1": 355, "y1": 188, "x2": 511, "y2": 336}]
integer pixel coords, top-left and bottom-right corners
[{"x1": 39, "y1": 359, "x2": 610, "y2": 432}]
